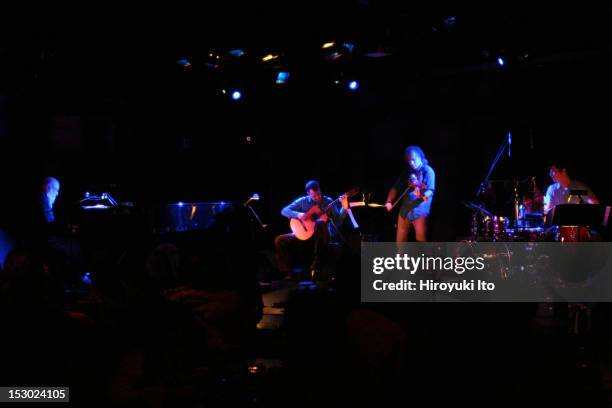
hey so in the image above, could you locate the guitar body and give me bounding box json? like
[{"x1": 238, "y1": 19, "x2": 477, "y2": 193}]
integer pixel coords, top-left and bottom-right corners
[
  {"x1": 290, "y1": 204, "x2": 323, "y2": 240},
  {"x1": 290, "y1": 218, "x2": 317, "y2": 240}
]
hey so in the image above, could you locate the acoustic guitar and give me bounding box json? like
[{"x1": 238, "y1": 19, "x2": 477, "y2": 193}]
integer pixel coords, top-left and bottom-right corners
[{"x1": 289, "y1": 188, "x2": 358, "y2": 240}]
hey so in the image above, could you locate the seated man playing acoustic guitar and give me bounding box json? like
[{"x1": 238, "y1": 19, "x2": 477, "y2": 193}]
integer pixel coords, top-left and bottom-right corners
[{"x1": 275, "y1": 180, "x2": 349, "y2": 279}]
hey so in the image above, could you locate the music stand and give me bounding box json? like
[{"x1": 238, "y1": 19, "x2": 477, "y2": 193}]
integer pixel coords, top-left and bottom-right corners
[
  {"x1": 569, "y1": 189, "x2": 588, "y2": 205},
  {"x1": 550, "y1": 204, "x2": 607, "y2": 227}
]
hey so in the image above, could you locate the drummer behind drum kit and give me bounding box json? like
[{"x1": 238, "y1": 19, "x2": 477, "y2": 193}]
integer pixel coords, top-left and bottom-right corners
[{"x1": 466, "y1": 179, "x2": 603, "y2": 243}]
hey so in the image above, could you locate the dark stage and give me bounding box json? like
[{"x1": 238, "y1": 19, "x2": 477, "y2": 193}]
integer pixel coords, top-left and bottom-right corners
[{"x1": 1, "y1": 4, "x2": 612, "y2": 406}]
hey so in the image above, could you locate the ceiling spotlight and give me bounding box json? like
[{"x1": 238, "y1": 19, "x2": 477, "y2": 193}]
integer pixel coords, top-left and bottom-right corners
[
  {"x1": 177, "y1": 59, "x2": 192, "y2": 68},
  {"x1": 342, "y1": 43, "x2": 355, "y2": 53},
  {"x1": 443, "y1": 16, "x2": 457, "y2": 27},
  {"x1": 262, "y1": 54, "x2": 279, "y2": 62},
  {"x1": 231, "y1": 90, "x2": 242, "y2": 101},
  {"x1": 276, "y1": 71, "x2": 290, "y2": 85}
]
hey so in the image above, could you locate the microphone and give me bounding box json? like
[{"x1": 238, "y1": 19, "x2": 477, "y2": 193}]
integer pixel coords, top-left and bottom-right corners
[{"x1": 507, "y1": 131, "x2": 512, "y2": 158}]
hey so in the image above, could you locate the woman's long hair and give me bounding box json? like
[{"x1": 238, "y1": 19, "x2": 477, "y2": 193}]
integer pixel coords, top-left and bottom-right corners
[
  {"x1": 404, "y1": 145, "x2": 429, "y2": 167},
  {"x1": 405, "y1": 146, "x2": 429, "y2": 185}
]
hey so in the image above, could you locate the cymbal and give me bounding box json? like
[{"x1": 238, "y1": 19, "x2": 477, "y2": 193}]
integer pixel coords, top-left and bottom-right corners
[{"x1": 464, "y1": 201, "x2": 493, "y2": 217}]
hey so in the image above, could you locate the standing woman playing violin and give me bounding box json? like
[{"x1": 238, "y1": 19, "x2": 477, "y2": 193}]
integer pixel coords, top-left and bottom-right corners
[{"x1": 385, "y1": 146, "x2": 436, "y2": 242}]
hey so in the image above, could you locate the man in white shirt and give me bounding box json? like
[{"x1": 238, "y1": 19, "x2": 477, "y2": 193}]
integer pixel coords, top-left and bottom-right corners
[{"x1": 543, "y1": 163, "x2": 598, "y2": 215}]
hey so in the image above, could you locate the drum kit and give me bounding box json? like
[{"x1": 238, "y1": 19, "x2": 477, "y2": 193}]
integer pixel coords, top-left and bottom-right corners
[
  {"x1": 467, "y1": 177, "x2": 556, "y2": 242},
  {"x1": 467, "y1": 178, "x2": 599, "y2": 242},
  {"x1": 467, "y1": 134, "x2": 603, "y2": 243}
]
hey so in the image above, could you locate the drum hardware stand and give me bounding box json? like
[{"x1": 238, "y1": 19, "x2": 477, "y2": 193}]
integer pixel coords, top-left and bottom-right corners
[
  {"x1": 471, "y1": 211, "x2": 479, "y2": 240},
  {"x1": 513, "y1": 179, "x2": 522, "y2": 231}
]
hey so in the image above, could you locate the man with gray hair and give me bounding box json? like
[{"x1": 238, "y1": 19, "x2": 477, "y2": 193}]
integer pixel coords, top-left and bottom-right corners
[
  {"x1": 41, "y1": 177, "x2": 61, "y2": 224},
  {"x1": 36, "y1": 176, "x2": 83, "y2": 284}
]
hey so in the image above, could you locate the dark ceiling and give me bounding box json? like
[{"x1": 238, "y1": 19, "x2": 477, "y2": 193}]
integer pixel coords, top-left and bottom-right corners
[{"x1": 2, "y1": 4, "x2": 612, "y2": 96}]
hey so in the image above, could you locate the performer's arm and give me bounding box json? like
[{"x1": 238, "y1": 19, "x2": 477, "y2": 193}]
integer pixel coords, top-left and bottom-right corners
[
  {"x1": 543, "y1": 186, "x2": 553, "y2": 214},
  {"x1": 386, "y1": 172, "x2": 406, "y2": 210},
  {"x1": 42, "y1": 202, "x2": 55, "y2": 223},
  {"x1": 329, "y1": 195, "x2": 348, "y2": 224},
  {"x1": 386, "y1": 189, "x2": 398, "y2": 206},
  {"x1": 587, "y1": 187, "x2": 599, "y2": 205},
  {"x1": 421, "y1": 166, "x2": 436, "y2": 200},
  {"x1": 281, "y1": 197, "x2": 305, "y2": 219}
]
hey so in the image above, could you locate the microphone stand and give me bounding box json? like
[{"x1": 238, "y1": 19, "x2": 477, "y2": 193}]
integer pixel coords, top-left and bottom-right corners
[
  {"x1": 244, "y1": 194, "x2": 267, "y2": 229},
  {"x1": 476, "y1": 136, "x2": 509, "y2": 198},
  {"x1": 473, "y1": 135, "x2": 519, "y2": 236}
]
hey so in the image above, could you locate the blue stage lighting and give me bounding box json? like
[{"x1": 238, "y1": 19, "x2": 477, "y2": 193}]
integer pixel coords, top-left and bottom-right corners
[
  {"x1": 276, "y1": 72, "x2": 290, "y2": 85},
  {"x1": 177, "y1": 59, "x2": 192, "y2": 68},
  {"x1": 82, "y1": 272, "x2": 93, "y2": 286}
]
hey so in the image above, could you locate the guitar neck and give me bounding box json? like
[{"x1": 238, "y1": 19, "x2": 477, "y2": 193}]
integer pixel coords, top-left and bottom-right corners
[
  {"x1": 323, "y1": 197, "x2": 341, "y2": 212},
  {"x1": 316, "y1": 188, "x2": 358, "y2": 214}
]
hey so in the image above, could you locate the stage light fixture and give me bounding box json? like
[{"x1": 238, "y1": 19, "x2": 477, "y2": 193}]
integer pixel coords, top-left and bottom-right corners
[
  {"x1": 262, "y1": 54, "x2": 279, "y2": 62},
  {"x1": 276, "y1": 71, "x2": 290, "y2": 85},
  {"x1": 443, "y1": 16, "x2": 457, "y2": 27},
  {"x1": 177, "y1": 59, "x2": 192, "y2": 68},
  {"x1": 342, "y1": 43, "x2": 354, "y2": 53}
]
